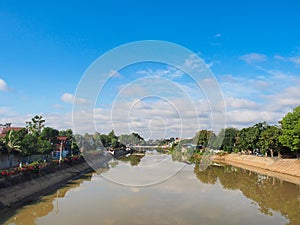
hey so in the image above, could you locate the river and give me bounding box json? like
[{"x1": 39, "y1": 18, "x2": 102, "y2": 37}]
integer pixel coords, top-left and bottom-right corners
[{"x1": 2, "y1": 151, "x2": 300, "y2": 225}]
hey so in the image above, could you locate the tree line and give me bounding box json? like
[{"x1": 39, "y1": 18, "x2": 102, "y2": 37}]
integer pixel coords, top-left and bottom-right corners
[
  {"x1": 191, "y1": 106, "x2": 300, "y2": 157},
  {"x1": 0, "y1": 115, "x2": 79, "y2": 165},
  {"x1": 75, "y1": 130, "x2": 145, "y2": 151},
  {"x1": 1, "y1": 105, "x2": 300, "y2": 162}
]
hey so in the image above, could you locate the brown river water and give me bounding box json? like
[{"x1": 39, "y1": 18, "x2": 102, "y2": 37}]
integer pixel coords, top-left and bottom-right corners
[{"x1": 2, "y1": 151, "x2": 300, "y2": 225}]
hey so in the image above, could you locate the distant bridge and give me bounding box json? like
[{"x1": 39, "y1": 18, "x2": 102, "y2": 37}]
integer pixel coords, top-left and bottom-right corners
[
  {"x1": 130, "y1": 145, "x2": 169, "y2": 152},
  {"x1": 131, "y1": 146, "x2": 158, "y2": 149}
]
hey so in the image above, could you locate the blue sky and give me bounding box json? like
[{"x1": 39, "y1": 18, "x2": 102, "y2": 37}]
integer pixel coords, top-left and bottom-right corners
[{"x1": 1, "y1": 1, "x2": 300, "y2": 139}]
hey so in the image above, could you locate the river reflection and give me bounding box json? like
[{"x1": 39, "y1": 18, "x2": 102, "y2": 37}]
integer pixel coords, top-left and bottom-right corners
[
  {"x1": 2, "y1": 172, "x2": 95, "y2": 225},
  {"x1": 194, "y1": 164, "x2": 300, "y2": 225},
  {"x1": 2, "y1": 152, "x2": 300, "y2": 225}
]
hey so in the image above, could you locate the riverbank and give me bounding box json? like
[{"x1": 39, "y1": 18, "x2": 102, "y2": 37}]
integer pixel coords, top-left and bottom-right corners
[
  {"x1": 213, "y1": 154, "x2": 300, "y2": 185},
  {"x1": 0, "y1": 161, "x2": 94, "y2": 214}
]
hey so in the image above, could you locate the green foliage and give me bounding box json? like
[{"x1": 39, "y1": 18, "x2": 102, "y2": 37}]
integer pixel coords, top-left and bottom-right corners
[
  {"x1": 20, "y1": 134, "x2": 39, "y2": 156},
  {"x1": 26, "y1": 115, "x2": 45, "y2": 134},
  {"x1": 193, "y1": 129, "x2": 216, "y2": 148},
  {"x1": 99, "y1": 133, "x2": 111, "y2": 147},
  {"x1": 59, "y1": 129, "x2": 74, "y2": 139},
  {"x1": 119, "y1": 154, "x2": 144, "y2": 166},
  {"x1": 4, "y1": 130, "x2": 21, "y2": 154},
  {"x1": 279, "y1": 106, "x2": 300, "y2": 152},
  {"x1": 237, "y1": 122, "x2": 268, "y2": 152},
  {"x1": 38, "y1": 139, "x2": 53, "y2": 155},
  {"x1": 218, "y1": 128, "x2": 239, "y2": 152},
  {"x1": 259, "y1": 125, "x2": 282, "y2": 156},
  {"x1": 41, "y1": 127, "x2": 59, "y2": 144},
  {"x1": 119, "y1": 132, "x2": 145, "y2": 146}
]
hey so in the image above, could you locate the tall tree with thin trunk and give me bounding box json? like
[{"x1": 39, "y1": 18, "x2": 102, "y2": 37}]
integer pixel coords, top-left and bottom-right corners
[
  {"x1": 4, "y1": 130, "x2": 21, "y2": 167},
  {"x1": 259, "y1": 125, "x2": 282, "y2": 157},
  {"x1": 26, "y1": 115, "x2": 45, "y2": 134}
]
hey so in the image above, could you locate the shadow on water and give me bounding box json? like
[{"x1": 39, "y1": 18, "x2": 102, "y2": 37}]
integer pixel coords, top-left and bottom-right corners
[{"x1": 194, "y1": 164, "x2": 300, "y2": 225}]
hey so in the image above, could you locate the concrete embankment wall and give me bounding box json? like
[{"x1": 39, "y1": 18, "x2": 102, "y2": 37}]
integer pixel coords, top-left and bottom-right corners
[
  {"x1": 214, "y1": 154, "x2": 300, "y2": 184},
  {"x1": 0, "y1": 162, "x2": 92, "y2": 210}
]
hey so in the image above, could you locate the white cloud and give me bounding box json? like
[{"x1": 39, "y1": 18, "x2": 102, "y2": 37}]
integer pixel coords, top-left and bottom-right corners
[
  {"x1": 53, "y1": 104, "x2": 63, "y2": 109},
  {"x1": 0, "y1": 107, "x2": 16, "y2": 116},
  {"x1": 274, "y1": 54, "x2": 287, "y2": 61},
  {"x1": 214, "y1": 33, "x2": 222, "y2": 38},
  {"x1": 0, "y1": 113, "x2": 74, "y2": 132},
  {"x1": 2, "y1": 51, "x2": 299, "y2": 140},
  {"x1": 239, "y1": 53, "x2": 267, "y2": 64},
  {"x1": 217, "y1": 68, "x2": 300, "y2": 129},
  {"x1": 263, "y1": 85, "x2": 300, "y2": 111},
  {"x1": 61, "y1": 92, "x2": 88, "y2": 105},
  {"x1": 136, "y1": 67, "x2": 184, "y2": 78},
  {"x1": 61, "y1": 93, "x2": 74, "y2": 103},
  {"x1": 107, "y1": 69, "x2": 121, "y2": 77},
  {"x1": 135, "y1": 54, "x2": 211, "y2": 78},
  {"x1": 181, "y1": 54, "x2": 204, "y2": 72},
  {"x1": 289, "y1": 56, "x2": 300, "y2": 65},
  {"x1": 227, "y1": 110, "x2": 282, "y2": 127},
  {"x1": 0, "y1": 79, "x2": 9, "y2": 92},
  {"x1": 226, "y1": 97, "x2": 258, "y2": 109},
  {"x1": 70, "y1": 96, "x2": 215, "y2": 139},
  {"x1": 2, "y1": 82, "x2": 298, "y2": 140},
  {"x1": 273, "y1": 55, "x2": 300, "y2": 65}
]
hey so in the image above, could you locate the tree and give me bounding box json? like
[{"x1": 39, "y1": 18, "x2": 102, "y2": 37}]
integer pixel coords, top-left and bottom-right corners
[
  {"x1": 59, "y1": 129, "x2": 74, "y2": 140},
  {"x1": 99, "y1": 133, "x2": 110, "y2": 147},
  {"x1": 108, "y1": 130, "x2": 118, "y2": 147},
  {"x1": 38, "y1": 138, "x2": 53, "y2": 157},
  {"x1": 26, "y1": 115, "x2": 45, "y2": 134},
  {"x1": 59, "y1": 129, "x2": 77, "y2": 153},
  {"x1": 259, "y1": 125, "x2": 282, "y2": 157},
  {"x1": 41, "y1": 127, "x2": 59, "y2": 145},
  {"x1": 119, "y1": 132, "x2": 145, "y2": 146},
  {"x1": 20, "y1": 134, "x2": 39, "y2": 162},
  {"x1": 237, "y1": 122, "x2": 268, "y2": 153},
  {"x1": 4, "y1": 130, "x2": 22, "y2": 167},
  {"x1": 194, "y1": 130, "x2": 215, "y2": 148},
  {"x1": 219, "y1": 128, "x2": 239, "y2": 152},
  {"x1": 279, "y1": 106, "x2": 300, "y2": 157}
]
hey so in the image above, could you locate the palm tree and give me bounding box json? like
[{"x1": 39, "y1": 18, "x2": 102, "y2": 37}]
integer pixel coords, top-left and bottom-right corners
[{"x1": 4, "y1": 130, "x2": 21, "y2": 167}]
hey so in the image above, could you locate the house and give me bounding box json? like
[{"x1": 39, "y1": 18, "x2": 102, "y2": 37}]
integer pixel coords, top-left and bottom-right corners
[
  {"x1": 52, "y1": 136, "x2": 71, "y2": 159},
  {"x1": 0, "y1": 123, "x2": 23, "y2": 138}
]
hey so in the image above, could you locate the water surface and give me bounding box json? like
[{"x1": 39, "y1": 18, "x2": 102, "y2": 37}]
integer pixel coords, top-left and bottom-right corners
[{"x1": 3, "y1": 152, "x2": 300, "y2": 225}]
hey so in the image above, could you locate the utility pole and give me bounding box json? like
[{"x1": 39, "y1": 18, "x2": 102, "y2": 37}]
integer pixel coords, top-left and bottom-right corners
[{"x1": 59, "y1": 141, "x2": 63, "y2": 167}]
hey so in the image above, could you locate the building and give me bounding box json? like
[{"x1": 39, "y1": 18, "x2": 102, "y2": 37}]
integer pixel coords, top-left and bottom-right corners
[
  {"x1": 52, "y1": 136, "x2": 71, "y2": 159},
  {"x1": 0, "y1": 123, "x2": 23, "y2": 138}
]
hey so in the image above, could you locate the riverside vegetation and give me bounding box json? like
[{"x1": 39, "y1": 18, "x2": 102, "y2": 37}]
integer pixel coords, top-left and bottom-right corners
[
  {"x1": 1, "y1": 105, "x2": 300, "y2": 182},
  {"x1": 172, "y1": 105, "x2": 300, "y2": 159}
]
